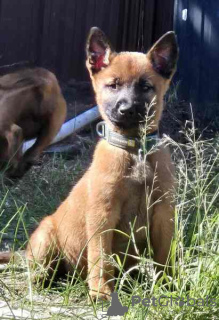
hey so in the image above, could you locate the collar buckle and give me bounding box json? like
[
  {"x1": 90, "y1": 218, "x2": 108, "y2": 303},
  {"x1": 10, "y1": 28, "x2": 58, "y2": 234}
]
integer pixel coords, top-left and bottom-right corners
[{"x1": 96, "y1": 121, "x2": 106, "y2": 138}]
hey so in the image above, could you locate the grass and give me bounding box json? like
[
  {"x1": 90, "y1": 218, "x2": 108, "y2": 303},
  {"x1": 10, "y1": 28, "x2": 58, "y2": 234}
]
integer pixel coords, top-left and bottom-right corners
[{"x1": 0, "y1": 124, "x2": 218, "y2": 319}]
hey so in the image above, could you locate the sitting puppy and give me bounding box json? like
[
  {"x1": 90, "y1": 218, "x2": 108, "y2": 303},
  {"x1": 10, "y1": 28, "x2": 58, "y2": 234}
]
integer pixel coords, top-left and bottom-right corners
[
  {"x1": 0, "y1": 68, "x2": 66, "y2": 178},
  {"x1": 2, "y1": 27, "x2": 178, "y2": 300}
]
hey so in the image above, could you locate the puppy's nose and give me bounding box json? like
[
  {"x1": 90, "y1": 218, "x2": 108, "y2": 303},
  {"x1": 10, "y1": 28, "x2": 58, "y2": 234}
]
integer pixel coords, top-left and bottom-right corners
[{"x1": 117, "y1": 100, "x2": 136, "y2": 116}]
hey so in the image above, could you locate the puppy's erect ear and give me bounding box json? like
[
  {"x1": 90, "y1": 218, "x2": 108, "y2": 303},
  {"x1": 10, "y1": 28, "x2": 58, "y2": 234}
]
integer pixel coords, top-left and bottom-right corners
[
  {"x1": 147, "y1": 32, "x2": 179, "y2": 79},
  {"x1": 86, "y1": 27, "x2": 114, "y2": 74}
]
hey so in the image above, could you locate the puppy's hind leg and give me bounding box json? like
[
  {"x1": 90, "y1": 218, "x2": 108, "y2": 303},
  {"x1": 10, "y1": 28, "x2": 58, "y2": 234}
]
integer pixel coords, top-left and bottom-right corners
[{"x1": 26, "y1": 216, "x2": 59, "y2": 282}]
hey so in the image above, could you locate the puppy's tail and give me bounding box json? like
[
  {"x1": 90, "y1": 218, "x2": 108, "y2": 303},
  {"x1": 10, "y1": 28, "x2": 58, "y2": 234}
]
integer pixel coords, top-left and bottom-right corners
[{"x1": 0, "y1": 251, "x2": 25, "y2": 264}]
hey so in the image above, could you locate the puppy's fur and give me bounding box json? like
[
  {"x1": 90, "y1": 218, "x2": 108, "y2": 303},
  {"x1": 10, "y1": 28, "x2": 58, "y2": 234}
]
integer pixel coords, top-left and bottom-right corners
[
  {"x1": 1, "y1": 28, "x2": 178, "y2": 300},
  {"x1": 0, "y1": 68, "x2": 66, "y2": 178}
]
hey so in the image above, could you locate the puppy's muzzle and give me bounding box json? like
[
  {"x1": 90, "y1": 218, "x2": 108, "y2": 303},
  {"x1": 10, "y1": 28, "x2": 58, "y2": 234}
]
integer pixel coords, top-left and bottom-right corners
[
  {"x1": 116, "y1": 99, "x2": 144, "y2": 120},
  {"x1": 117, "y1": 99, "x2": 136, "y2": 117}
]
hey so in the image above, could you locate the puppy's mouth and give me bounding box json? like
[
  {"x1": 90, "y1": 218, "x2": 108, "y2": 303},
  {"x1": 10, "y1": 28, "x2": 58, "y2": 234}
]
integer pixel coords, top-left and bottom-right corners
[{"x1": 106, "y1": 110, "x2": 146, "y2": 129}]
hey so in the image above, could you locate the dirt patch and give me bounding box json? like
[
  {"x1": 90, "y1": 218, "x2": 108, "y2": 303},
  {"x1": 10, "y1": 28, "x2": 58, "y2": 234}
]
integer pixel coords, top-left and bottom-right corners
[{"x1": 61, "y1": 79, "x2": 96, "y2": 120}]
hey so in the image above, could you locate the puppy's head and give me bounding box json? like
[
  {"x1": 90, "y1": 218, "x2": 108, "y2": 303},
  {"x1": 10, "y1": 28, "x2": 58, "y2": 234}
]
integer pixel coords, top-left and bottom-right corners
[{"x1": 86, "y1": 27, "x2": 178, "y2": 135}]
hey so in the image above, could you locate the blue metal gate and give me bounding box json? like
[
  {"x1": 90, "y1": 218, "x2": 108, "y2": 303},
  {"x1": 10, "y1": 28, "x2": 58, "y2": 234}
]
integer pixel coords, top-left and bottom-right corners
[{"x1": 174, "y1": 0, "x2": 219, "y2": 116}]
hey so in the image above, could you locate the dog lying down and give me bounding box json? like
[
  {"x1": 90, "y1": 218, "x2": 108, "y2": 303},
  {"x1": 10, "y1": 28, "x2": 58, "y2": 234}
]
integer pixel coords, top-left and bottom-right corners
[
  {"x1": 0, "y1": 27, "x2": 178, "y2": 300},
  {"x1": 0, "y1": 68, "x2": 66, "y2": 179}
]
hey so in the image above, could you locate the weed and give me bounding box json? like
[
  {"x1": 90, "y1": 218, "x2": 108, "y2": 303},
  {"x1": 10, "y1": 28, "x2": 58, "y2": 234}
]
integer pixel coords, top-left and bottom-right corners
[{"x1": 0, "y1": 124, "x2": 218, "y2": 319}]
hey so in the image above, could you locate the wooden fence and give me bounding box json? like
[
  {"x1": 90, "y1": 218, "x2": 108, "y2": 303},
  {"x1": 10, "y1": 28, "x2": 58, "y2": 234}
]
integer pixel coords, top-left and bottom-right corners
[{"x1": 0, "y1": 0, "x2": 174, "y2": 81}]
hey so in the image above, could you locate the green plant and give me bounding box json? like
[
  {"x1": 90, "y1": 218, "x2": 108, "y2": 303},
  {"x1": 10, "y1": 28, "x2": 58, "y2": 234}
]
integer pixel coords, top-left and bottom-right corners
[{"x1": 0, "y1": 125, "x2": 218, "y2": 319}]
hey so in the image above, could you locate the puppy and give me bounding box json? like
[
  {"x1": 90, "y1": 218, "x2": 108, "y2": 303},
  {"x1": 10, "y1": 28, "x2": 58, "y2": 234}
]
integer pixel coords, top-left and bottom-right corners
[
  {"x1": 0, "y1": 68, "x2": 66, "y2": 178},
  {"x1": 1, "y1": 28, "x2": 178, "y2": 300}
]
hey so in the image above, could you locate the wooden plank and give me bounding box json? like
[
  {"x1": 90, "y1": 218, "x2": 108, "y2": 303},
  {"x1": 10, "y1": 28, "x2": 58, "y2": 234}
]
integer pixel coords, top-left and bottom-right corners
[
  {"x1": 0, "y1": 0, "x2": 34, "y2": 69},
  {"x1": 142, "y1": 0, "x2": 156, "y2": 52},
  {"x1": 153, "y1": 0, "x2": 175, "y2": 42},
  {"x1": 40, "y1": 0, "x2": 64, "y2": 74},
  {"x1": 116, "y1": 0, "x2": 140, "y2": 51},
  {"x1": 34, "y1": 0, "x2": 46, "y2": 66},
  {"x1": 39, "y1": 0, "x2": 54, "y2": 70},
  {"x1": 70, "y1": 0, "x2": 87, "y2": 80},
  {"x1": 58, "y1": 0, "x2": 77, "y2": 81},
  {"x1": 85, "y1": 0, "x2": 96, "y2": 33},
  {"x1": 108, "y1": 0, "x2": 121, "y2": 49},
  {"x1": 116, "y1": 0, "x2": 130, "y2": 51},
  {"x1": 28, "y1": 0, "x2": 43, "y2": 65},
  {"x1": 127, "y1": 0, "x2": 141, "y2": 51},
  {"x1": 53, "y1": 0, "x2": 68, "y2": 77}
]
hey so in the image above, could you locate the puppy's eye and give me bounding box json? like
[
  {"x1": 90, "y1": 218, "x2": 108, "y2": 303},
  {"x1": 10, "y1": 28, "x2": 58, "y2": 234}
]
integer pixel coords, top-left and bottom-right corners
[
  {"x1": 139, "y1": 80, "x2": 153, "y2": 92},
  {"x1": 106, "y1": 83, "x2": 117, "y2": 89},
  {"x1": 106, "y1": 78, "x2": 120, "y2": 90}
]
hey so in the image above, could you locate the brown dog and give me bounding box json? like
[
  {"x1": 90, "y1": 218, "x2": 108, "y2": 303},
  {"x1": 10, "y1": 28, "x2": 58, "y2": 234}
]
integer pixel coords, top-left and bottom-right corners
[
  {"x1": 1, "y1": 28, "x2": 178, "y2": 300},
  {"x1": 0, "y1": 68, "x2": 66, "y2": 178}
]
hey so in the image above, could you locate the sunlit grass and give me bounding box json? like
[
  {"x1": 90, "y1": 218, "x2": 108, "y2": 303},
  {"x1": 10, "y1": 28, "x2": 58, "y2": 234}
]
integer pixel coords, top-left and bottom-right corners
[{"x1": 0, "y1": 125, "x2": 218, "y2": 319}]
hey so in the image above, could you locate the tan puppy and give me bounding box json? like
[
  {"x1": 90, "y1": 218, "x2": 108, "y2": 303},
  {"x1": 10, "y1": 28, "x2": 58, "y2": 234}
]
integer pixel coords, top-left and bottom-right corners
[
  {"x1": 0, "y1": 68, "x2": 66, "y2": 178},
  {"x1": 2, "y1": 28, "x2": 178, "y2": 300}
]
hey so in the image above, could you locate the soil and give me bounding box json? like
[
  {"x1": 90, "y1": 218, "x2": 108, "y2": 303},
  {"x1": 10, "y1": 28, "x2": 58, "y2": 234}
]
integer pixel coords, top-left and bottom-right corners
[
  {"x1": 61, "y1": 79, "x2": 96, "y2": 121},
  {"x1": 160, "y1": 100, "x2": 219, "y2": 141}
]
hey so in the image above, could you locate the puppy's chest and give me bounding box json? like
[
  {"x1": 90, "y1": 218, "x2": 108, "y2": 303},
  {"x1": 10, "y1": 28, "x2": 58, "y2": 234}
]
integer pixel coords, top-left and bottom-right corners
[
  {"x1": 117, "y1": 155, "x2": 154, "y2": 236},
  {"x1": 124, "y1": 154, "x2": 153, "y2": 187},
  {"x1": 120, "y1": 155, "x2": 154, "y2": 212}
]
